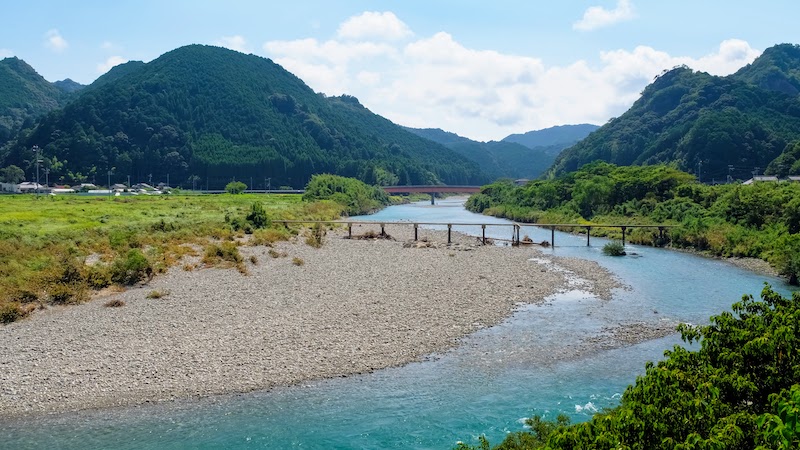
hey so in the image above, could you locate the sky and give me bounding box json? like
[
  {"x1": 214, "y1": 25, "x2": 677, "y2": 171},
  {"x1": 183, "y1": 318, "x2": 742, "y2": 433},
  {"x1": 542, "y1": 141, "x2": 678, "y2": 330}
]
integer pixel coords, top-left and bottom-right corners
[{"x1": 2, "y1": 1, "x2": 799, "y2": 142}]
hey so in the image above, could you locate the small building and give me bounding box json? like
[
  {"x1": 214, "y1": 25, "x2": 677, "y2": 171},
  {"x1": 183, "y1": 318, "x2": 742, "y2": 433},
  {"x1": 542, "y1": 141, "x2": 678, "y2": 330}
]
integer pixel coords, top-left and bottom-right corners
[
  {"x1": 112, "y1": 183, "x2": 128, "y2": 191},
  {"x1": 514, "y1": 179, "x2": 531, "y2": 186},
  {"x1": 788, "y1": 176, "x2": 800, "y2": 182},
  {"x1": 19, "y1": 182, "x2": 47, "y2": 193},
  {"x1": 742, "y1": 176, "x2": 779, "y2": 185}
]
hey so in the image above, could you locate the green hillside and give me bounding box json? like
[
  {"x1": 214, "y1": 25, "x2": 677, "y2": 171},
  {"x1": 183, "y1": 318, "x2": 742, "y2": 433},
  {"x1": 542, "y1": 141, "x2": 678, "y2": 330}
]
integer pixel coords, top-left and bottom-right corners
[
  {"x1": 1, "y1": 45, "x2": 484, "y2": 188},
  {"x1": 549, "y1": 45, "x2": 800, "y2": 180},
  {"x1": 0, "y1": 57, "x2": 65, "y2": 145}
]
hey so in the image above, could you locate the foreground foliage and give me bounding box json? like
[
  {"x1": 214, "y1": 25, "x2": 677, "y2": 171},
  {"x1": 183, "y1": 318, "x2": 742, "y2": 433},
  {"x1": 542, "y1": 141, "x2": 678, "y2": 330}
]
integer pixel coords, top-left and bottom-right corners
[
  {"x1": 457, "y1": 285, "x2": 800, "y2": 449},
  {"x1": 467, "y1": 162, "x2": 800, "y2": 284}
]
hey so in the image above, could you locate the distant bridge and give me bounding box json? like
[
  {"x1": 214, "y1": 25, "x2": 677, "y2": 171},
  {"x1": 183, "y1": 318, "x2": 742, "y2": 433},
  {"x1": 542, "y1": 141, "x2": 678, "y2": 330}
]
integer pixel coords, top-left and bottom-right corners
[{"x1": 382, "y1": 185, "x2": 482, "y2": 204}]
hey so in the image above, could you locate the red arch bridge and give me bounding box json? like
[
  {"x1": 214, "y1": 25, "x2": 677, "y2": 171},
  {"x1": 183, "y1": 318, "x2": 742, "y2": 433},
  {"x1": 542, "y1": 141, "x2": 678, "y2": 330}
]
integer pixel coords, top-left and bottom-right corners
[{"x1": 382, "y1": 185, "x2": 482, "y2": 204}]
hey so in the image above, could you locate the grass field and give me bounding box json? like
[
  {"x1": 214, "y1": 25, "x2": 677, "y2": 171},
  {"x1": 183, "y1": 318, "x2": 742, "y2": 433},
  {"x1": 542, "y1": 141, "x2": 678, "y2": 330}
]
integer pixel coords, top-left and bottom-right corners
[{"x1": 0, "y1": 193, "x2": 343, "y2": 322}]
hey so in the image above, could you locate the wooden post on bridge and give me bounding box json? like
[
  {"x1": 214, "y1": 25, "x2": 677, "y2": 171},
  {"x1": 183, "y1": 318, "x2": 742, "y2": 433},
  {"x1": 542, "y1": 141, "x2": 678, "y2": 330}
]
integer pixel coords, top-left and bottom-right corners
[
  {"x1": 621, "y1": 226, "x2": 627, "y2": 246},
  {"x1": 348, "y1": 223, "x2": 352, "y2": 239},
  {"x1": 481, "y1": 224, "x2": 486, "y2": 244},
  {"x1": 414, "y1": 224, "x2": 418, "y2": 241},
  {"x1": 447, "y1": 224, "x2": 452, "y2": 244},
  {"x1": 551, "y1": 226, "x2": 555, "y2": 247},
  {"x1": 430, "y1": 193, "x2": 435, "y2": 205},
  {"x1": 586, "y1": 226, "x2": 591, "y2": 246}
]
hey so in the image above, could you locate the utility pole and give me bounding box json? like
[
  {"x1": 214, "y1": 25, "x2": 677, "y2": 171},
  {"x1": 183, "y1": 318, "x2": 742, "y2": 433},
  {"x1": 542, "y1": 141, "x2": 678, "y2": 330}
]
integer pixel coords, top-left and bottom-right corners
[
  {"x1": 32, "y1": 145, "x2": 40, "y2": 198},
  {"x1": 249, "y1": 177, "x2": 252, "y2": 193},
  {"x1": 44, "y1": 168, "x2": 49, "y2": 189},
  {"x1": 107, "y1": 169, "x2": 113, "y2": 199},
  {"x1": 127, "y1": 175, "x2": 131, "y2": 188},
  {"x1": 696, "y1": 161, "x2": 702, "y2": 183},
  {"x1": 727, "y1": 165, "x2": 734, "y2": 184}
]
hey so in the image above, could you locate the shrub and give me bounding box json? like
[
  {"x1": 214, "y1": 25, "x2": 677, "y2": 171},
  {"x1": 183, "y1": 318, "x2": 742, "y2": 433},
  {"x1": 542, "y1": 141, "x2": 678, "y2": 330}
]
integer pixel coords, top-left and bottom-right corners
[
  {"x1": 48, "y1": 283, "x2": 87, "y2": 304},
  {"x1": 85, "y1": 265, "x2": 112, "y2": 289},
  {"x1": 203, "y1": 242, "x2": 243, "y2": 265},
  {"x1": 249, "y1": 255, "x2": 258, "y2": 265},
  {"x1": 0, "y1": 302, "x2": 24, "y2": 324},
  {"x1": 268, "y1": 249, "x2": 287, "y2": 258},
  {"x1": 292, "y1": 257, "x2": 304, "y2": 266},
  {"x1": 602, "y1": 240, "x2": 626, "y2": 256},
  {"x1": 305, "y1": 223, "x2": 326, "y2": 248},
  {"x1": 246, "y1": 202, "x2": 270, "y2": 229},
  {"x1": 104, "y1": 299, "x2": 125, "y2": 307},
  {"x1": 146, "y1": 289, "x2": 169, "y2": 299},
  {"x1": 111, "y1": 249, "x2": 153, "y2": 285}
]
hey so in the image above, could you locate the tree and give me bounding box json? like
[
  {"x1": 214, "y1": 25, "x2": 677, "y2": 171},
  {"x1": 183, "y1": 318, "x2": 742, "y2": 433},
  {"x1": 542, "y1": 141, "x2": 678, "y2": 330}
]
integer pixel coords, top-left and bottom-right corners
[
  {"x1": 0, "y1": 165, "x2": 25, "y2": 183},
  {"x1": 225, "y1": 181, "x2": 247, "y2": 194}
]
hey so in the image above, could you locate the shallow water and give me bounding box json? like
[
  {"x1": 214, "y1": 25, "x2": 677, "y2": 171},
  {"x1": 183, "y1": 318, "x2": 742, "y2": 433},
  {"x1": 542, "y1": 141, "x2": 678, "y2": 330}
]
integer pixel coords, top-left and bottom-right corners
[{"x1": 1, "y1": 198, "x2": 793, "y2": 449}]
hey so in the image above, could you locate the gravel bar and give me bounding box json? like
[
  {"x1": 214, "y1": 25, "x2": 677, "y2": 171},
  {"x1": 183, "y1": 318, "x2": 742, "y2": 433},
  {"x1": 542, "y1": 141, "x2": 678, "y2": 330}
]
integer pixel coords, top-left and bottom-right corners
[{"x1": 0, "y1": 226, "x2": 622, "y2": 419}]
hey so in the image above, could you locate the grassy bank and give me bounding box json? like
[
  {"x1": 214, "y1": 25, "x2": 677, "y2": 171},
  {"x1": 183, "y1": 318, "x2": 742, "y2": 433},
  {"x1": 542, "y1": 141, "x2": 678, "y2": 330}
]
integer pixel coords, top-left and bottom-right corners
[{"x1": 0, "y1": 193, "x2": 342, "y2": 323}]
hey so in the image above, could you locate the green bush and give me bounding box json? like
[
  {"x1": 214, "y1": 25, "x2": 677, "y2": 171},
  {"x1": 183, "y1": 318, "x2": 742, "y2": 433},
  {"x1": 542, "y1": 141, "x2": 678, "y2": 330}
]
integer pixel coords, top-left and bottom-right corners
[
  {"x1": 111, "y1": 249, "x2": 153, "y2": 285},
  {"x1": 225, "y1": 181, "x2": 247, "y2": 194},
  {"x1": 602, "y1": 240, "x2": 626, "y2": 256},
  {"x1": 246, "y1": 202, "x2": 270, "y2": 229}
]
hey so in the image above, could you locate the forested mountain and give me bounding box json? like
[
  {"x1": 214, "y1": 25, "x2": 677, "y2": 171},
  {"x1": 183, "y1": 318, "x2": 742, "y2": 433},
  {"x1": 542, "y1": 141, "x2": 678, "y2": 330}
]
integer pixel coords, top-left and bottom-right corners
[
  {"x1": 549, "y1": 44, "x2": 800, "y2": 180},
  {"x1": 405, "y1": 126, "x2": 569, "y2": 180},
  {"x1": 502, "y1": 123, "x2": 598, "y2": 149},
  {"x1": 53, "y1": 79, "x2": 85, "y2": 94},
  {"x1": 0, "y1": 57, "x2": 66, "y2": 146},
  {"x1": 0, "y1": 45, "x2": 484, "y2": 188},
  {"x1": 732, "y1": 43, "x2": 800, "y2": 95}
]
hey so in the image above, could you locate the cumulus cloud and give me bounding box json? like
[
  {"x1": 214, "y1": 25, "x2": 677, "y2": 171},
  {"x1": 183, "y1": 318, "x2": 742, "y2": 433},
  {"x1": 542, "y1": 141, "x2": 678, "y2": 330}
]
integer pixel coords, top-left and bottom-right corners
[
  {"x1": 216, "y1": 35, "x2": 251, "y2": 53},
  {"x1": 96, "y1": 55, "x2": 128, "y2": 73},
  {"x1": 574, "y1": 0, "x2": 636, "y2": 31},
  {"x1": 262, "y1": 12, "x2": 761, "y2": 141},
  {"x1": 44, "y1": 29, "x2": 69, "y2": 52},
  {"x1": 337, "y1": 11, "x2": 412, "y2": 41}
]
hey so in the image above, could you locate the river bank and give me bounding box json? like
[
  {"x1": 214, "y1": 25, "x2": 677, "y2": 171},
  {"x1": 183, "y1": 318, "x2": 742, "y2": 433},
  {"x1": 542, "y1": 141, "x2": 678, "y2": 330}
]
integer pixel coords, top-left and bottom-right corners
[{"x1": 0, "y1": 225, "x2": 626, "y2": 419}]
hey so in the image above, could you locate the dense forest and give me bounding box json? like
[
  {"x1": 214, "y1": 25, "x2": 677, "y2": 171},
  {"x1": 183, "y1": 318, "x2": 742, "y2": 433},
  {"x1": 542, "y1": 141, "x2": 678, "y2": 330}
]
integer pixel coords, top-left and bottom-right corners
[
  {"x1": 457, "y1": 285, "x2": 800, "y2": 449},
  {"x1": 466, "y1": 162, "x2": 800, "y2": 284},
  {"x1": 549, "y1": 44, "x2": 800, "y2": 180},
  {"x1": 0, "y1": 45, "x2": 485, "y2": 189}
]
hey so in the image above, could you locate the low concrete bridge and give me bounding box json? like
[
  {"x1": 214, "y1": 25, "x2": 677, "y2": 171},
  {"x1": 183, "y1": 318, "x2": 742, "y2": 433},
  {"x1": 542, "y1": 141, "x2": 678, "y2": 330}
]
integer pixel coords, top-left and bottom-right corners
[
  {"x1": 382, "y1": 185, "x2": 482, "y2": 204},
  {"x1": 277, "y1": 219, "x2": 675, "y2": 247}
]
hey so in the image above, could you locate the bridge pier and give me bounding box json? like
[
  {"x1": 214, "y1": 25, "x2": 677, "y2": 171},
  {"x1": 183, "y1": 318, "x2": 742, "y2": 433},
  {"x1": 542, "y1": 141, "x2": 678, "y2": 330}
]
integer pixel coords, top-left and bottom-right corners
[{"x1": 430, "y1": 193, "x2": 435, "y2": 205}]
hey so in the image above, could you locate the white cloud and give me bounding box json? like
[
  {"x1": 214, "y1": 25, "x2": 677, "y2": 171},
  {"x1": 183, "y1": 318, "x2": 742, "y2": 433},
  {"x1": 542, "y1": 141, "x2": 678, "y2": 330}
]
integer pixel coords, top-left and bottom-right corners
[
  {"x1": 44, "y1": 29, "x2": 69, "y2": 52},
  {"x1": 0, "y1": 48, "x2": 12, "y2": 58},
  {"x1": 573, "y1": 0, "x2": 636, "y2": 32},
  {"x1": 216, "y1": 35, "x2": 251, "y2": 53},
  {"x1": 101, "y1": 41, "x2": 114, "y2": 50},
  {"x1": 262, "y1": 12, "x2": 761, "y2": 141},
  {"x1": 337, "y1": 11, "x2": 412, "y2": 41},
  {"x1": 96, "y1": 55, "x2": 128, "y2": 73}
]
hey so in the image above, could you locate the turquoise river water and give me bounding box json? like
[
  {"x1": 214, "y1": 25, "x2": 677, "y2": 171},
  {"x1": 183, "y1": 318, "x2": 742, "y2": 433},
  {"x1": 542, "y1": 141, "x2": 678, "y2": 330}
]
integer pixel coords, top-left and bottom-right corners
[{"x1": 0, "y1": 198, "x2": 794, "y2": 449}]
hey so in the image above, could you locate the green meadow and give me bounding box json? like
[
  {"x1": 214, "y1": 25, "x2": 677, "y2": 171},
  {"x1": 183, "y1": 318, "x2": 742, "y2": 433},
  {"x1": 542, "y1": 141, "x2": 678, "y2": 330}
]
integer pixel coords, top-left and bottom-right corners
[{"x1": 0, "y1": 193, "x2": 342, "y2": 322}]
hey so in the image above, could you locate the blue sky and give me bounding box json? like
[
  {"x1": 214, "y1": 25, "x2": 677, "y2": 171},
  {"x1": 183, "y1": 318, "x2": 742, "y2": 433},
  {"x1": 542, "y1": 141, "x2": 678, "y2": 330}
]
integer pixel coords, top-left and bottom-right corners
[{"x1": 2, "y1": 1, "x2": 799, "y2": 141}]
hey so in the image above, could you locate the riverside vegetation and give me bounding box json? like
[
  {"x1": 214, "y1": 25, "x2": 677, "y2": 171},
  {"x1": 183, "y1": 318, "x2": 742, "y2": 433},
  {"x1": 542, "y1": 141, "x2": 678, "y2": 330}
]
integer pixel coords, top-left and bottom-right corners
[
  {"x1": 0, "y1": 174, "x2": 388, "y2": 324},
  {"x1": 457, "y1": 285, "x2": 800, "y2": 449},
  {"x1": 466, "y1": 162, "x2": 800, "y2": 284}
]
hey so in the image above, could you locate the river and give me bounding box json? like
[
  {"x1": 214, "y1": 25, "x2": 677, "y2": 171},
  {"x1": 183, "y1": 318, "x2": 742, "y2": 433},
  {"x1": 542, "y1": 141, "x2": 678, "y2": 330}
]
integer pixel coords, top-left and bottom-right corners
[{"x1": 1, "y1": 198, "x2": 793, "y2": 449}]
